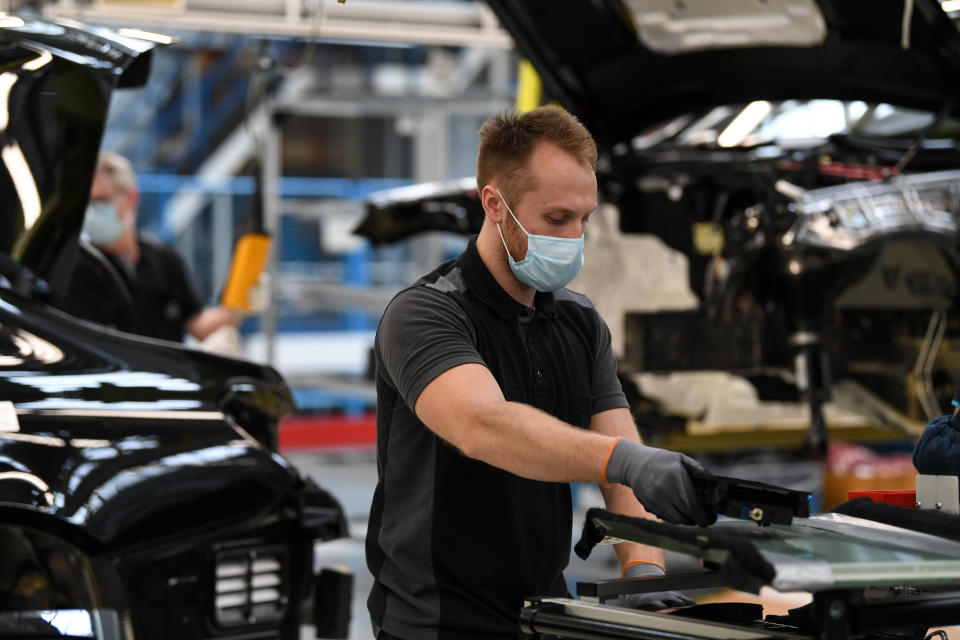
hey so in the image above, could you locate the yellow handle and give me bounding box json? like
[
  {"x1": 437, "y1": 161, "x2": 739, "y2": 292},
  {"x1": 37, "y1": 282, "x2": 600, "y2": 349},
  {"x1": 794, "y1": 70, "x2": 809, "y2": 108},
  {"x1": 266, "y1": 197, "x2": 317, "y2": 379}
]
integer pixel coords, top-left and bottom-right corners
[{"x1": 221, "y1": 232, "x2": 270, "y2": 312}]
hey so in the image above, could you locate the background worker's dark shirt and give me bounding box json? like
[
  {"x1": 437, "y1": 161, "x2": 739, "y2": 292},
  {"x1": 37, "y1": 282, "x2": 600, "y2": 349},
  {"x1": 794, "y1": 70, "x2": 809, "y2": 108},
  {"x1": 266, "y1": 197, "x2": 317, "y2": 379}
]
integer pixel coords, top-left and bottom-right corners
[
  {"x1": 60, "y1": 235, "x2": 204, "y2": 342},
  {"x1": 366, "y1": 236, "x2": 628, "y2": 640}
]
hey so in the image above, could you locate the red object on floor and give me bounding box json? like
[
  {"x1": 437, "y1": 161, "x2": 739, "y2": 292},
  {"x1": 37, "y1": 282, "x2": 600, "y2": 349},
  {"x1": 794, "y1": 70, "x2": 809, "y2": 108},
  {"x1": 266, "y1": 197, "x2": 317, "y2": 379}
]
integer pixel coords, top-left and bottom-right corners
[
  {"x1": 847, "y1": 489, "x2": 917, "y2": 508},
  {"x1": 279, "y1": 412, "x2": 376, "y2": 451}
]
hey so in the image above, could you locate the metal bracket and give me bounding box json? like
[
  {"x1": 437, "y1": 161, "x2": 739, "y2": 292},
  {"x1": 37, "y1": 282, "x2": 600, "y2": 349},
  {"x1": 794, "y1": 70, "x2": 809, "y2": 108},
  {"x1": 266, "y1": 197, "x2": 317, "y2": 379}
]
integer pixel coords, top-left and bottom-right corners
[{"x1": 916, "y1": 474, "x2": 960, "y2": 514}]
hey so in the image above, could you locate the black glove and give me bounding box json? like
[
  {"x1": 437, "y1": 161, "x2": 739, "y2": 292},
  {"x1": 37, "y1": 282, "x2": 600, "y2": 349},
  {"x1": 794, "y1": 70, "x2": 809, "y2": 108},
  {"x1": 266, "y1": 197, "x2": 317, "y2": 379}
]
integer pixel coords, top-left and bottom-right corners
[
  {"x1": 610, "y1": 562, "x2": 695, "y2": 610},
  {"x1": 604, "y1": 438, "x2": 716, "y2": 527}
]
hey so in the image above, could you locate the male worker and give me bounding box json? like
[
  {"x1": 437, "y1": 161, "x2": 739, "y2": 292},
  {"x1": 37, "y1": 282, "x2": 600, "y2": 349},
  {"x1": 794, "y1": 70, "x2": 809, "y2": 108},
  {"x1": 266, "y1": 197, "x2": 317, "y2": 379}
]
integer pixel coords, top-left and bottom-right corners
[
  {"x1": 366, "y1": 106, "x2": 716, "y2": 640},
  {"x1": 62, "y1": 151, "x2": 238, "y2": 343}
]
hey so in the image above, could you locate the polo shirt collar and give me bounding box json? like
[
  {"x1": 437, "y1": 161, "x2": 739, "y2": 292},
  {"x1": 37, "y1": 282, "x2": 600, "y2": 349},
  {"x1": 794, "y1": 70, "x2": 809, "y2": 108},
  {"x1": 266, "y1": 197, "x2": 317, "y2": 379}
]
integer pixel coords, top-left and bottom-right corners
[{"x1": 459, "y1": 235, "x2": 558, "y2": 319}]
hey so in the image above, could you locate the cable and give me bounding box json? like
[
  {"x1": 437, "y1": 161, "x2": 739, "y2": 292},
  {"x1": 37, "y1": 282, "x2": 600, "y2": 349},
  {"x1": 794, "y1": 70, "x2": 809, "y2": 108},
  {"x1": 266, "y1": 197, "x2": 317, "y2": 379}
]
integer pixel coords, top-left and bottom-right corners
[
  {"x1": 891, "y1": 87, "x2": 960, "y2": 177},
  {"x1": 915, "y1": 309, "x2": 939, "y2": 421},
  {"x1": 924, "y1": 309, "x2": 947, "y2": 417},
  {"x1": 915, "y1": 309, "x2": 946, "y2": 421},
  {"x1": 902, "y1": 0, "x2": 914, "y2": 49}
]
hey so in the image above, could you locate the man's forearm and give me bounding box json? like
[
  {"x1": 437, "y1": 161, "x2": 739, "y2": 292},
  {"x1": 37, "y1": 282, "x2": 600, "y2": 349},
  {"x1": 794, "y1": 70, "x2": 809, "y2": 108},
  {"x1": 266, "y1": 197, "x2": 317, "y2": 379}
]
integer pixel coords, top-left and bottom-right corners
[
  {"x1": 467, "y1": 401, "x2": 667, "y2": 567},
  {"x1": 599, "y1": 482, "x2": 666, "y2": 571},
  {"x1": 462, "y1": 400, "x2": 615, "y2": 484},
  {"x1": 415, "y1": 364, "x2": 713, "y2": 527},
  {"x1": 414, "y1": 364, "x2": 615, "y2": 483}
]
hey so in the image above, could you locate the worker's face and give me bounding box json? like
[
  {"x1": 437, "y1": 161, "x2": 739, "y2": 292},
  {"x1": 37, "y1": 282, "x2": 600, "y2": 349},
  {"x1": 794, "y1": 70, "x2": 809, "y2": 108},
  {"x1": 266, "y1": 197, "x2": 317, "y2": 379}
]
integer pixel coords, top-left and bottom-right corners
[
  {"x1": 87, "y1": 172, "x2": 137, "y2": 246},
  {"x1": 89, "y1": 173, "x2": 135, "y2": 225},
  {"x1": 497, "y1": 141, "x2": 596, "y2": 262}
]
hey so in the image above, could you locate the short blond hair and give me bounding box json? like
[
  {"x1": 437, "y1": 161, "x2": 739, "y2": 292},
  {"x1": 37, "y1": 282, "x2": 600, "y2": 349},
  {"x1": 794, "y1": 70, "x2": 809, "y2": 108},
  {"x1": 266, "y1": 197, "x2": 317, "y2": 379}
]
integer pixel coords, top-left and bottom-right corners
[
  {"x1": 96, "y1": 151, "x2": 138, "y2": 195},
  {"x1": 476, "y1": 106, "x2": 597, "y2": 202}
]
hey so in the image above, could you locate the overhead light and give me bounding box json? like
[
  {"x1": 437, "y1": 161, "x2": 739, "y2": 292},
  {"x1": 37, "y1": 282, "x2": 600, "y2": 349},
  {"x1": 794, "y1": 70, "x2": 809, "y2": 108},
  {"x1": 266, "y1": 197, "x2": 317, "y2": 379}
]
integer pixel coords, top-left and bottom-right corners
[
  {"x1": 942, "y1": 0, "x2": 960, "y2": 11},
  {"x1": 717, "y1": 100, "x2": 772, "y2": 148}
]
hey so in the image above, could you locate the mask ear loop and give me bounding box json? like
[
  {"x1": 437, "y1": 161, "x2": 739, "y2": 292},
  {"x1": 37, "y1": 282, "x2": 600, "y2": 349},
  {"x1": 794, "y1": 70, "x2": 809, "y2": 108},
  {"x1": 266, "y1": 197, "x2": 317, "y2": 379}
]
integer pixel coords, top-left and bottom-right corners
[
  {"x1": 495, "y1": 189, "x2": 529, "y2": 260},
  {"x1": 495, "y1": 221, "x2": 512, "y2": 258},
  {"x1": 496, "y1": 189, "x2": 530, "y2": 235}
]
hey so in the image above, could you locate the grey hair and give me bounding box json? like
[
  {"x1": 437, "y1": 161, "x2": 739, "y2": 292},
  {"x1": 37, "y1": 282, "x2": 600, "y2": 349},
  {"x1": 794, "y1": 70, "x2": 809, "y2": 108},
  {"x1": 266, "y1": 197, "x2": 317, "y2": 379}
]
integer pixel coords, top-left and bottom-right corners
[{"x1": 96, "y1": 150, "x2": 138, "y2": 195}]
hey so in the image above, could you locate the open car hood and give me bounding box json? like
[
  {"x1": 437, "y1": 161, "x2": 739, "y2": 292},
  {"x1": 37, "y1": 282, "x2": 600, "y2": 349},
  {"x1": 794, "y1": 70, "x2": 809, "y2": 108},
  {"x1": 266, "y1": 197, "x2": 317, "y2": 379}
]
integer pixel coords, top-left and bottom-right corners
[
  {"x1": 355, "y1": 177, "x2": 483, "y2": 245},
  {"x1": 486, "y1": 0, "x2": 960, "y2": 147},
  {"x1": 0, "y1": 17, "x2": 161, "y2": 293}
]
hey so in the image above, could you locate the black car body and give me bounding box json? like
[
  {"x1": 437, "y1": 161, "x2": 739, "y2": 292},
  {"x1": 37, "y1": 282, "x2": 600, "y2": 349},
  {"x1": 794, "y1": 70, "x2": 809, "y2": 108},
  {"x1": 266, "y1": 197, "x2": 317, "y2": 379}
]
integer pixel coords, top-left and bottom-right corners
[
  {"x1": 0, "y1": 17, "x2": 349, "y2": 640},
  {"x1": 358, "y1": 0, "x2": 960, "y2": 453}
]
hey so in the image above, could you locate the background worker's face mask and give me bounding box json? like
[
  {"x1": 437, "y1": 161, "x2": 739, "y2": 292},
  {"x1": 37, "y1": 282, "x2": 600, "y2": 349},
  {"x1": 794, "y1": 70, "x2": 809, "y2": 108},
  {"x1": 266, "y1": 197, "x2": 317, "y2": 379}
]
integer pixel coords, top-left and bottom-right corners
[
  {"x1": 82, "y1": 200, "x2": 124, "y2": 246},
  {"x1": 495, "y1": 189, "x2": 584, "y2": 292}
]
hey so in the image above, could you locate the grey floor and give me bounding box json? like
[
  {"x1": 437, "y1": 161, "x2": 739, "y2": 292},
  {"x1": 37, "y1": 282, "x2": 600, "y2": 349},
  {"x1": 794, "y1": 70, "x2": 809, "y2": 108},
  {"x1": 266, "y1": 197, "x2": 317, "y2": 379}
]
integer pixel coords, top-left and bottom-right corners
[{"x1": 288, "y1": 449, "x2": 626, "y2": 640}]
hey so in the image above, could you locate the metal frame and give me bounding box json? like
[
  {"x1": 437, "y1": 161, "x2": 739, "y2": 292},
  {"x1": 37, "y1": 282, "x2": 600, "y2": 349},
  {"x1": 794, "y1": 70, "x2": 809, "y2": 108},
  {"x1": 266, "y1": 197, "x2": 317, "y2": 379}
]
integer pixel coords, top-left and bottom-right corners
[
  {"x1": 258, "y1": 93, "x2": 511, "y2": 365},
  {"x1": 527, "y1": 575, "x2": 960, "y2": 640},
  {"x1": 520, "y1": 596, "x2": 797, "y2": 640},
  {"x1": 42, "y1": 0, "x2": 512, "y2": 48},
  {"x1": 540, "y1": 504, "x2": 960, "y2": 640}
]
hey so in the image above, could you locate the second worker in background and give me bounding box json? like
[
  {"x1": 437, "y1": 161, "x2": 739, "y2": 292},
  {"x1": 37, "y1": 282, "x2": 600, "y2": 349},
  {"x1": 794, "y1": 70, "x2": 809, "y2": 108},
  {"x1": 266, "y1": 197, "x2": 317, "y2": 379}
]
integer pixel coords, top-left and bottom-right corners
[{"x1": 61, "y1": 151, "x2": 239, "y2": 345}]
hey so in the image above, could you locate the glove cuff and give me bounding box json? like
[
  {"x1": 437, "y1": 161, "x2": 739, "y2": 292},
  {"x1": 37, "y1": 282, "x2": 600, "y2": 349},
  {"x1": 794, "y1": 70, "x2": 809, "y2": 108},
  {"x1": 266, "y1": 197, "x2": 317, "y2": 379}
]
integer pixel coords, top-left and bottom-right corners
[
  {"x1": 622, "y1": 560, "x2": 664, "y2": 577},
  {"x1": 602, "y1": 436, "x2": 622, "y2": 483}
]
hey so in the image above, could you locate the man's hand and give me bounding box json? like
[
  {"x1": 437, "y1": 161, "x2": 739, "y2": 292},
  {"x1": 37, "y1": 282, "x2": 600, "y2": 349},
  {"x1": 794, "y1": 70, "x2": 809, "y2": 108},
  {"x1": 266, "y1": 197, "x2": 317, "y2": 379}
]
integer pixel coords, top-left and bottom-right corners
[
  {"x1": 611, "y1": 563, "x2": 694, "y2": 611},
  {"x1": 604, "y1": 438, "x2": 716, "y2": 527}
]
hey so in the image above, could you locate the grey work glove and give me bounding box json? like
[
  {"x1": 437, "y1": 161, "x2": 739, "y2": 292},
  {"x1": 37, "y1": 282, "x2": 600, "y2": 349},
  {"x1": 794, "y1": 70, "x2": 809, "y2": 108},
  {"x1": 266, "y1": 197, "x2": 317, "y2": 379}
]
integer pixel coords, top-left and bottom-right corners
[
  {"x1": 604, "y1": 438, "x2": 716, "y2": 527},
  {"x1": 611, "y1": 562, "x2": 695, "y2": 611}
]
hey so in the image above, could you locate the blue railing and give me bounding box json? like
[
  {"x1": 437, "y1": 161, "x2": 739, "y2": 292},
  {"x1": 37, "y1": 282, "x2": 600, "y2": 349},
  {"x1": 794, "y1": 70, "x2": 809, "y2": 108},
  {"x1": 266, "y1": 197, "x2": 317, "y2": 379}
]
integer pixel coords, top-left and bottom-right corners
[{"x1": 135, "y1": 174, "x2": 411, "y2": 239}]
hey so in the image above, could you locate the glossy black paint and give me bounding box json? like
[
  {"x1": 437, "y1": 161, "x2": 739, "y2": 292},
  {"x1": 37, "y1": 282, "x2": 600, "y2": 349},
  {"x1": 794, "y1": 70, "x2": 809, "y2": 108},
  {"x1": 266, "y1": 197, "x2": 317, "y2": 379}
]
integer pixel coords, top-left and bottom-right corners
[
  {"x1": 0, "y1": 18, "x2": 157, "y2": 293},
  {"x1": 0, "y1": 18, "x2": 349, "y2": 639},
  {"x1": 0, "y1": 285, "x2": 294, "y2": 423},
  {"x1": 356, "y1": 178, "x2": 483, "y2": 246},
  {"x1": 486, "y1": 0, "x2": 960, "y2": 147}
]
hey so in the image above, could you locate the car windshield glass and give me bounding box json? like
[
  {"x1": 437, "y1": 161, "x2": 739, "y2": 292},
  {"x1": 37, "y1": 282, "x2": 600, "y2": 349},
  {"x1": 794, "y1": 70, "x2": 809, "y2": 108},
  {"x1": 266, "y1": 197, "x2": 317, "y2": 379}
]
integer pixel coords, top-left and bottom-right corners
[{"x1": 659, "y1": 100, "x2": 957, "y2": 149}]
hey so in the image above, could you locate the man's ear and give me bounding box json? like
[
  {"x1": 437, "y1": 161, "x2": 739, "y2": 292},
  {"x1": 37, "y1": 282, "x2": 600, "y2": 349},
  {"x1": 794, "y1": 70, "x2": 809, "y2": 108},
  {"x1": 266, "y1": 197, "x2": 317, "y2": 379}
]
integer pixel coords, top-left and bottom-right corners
[
  {"x1": 121, "y1": 188, "x2": 140, "y2": 223},
  {"x1": 480, "y1": 185, "x2": 504, "y2": 224}
]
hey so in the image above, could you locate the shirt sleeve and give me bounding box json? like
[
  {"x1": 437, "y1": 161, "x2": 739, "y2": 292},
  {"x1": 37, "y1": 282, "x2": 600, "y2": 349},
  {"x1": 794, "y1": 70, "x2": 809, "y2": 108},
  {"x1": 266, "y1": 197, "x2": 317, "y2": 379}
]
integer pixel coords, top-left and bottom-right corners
[
  {"x1": 57, "y1": 246, "x2": 138, "y2": 333},
  {"x1": 590, "y1": 312, "x2": 629, "y2": 415},
  {"x1": 376, "y1": 285, "x2": 486, "y2": 410},
  {"x1": 161, "y1": 243, "x2": 205, "y2": 322}
]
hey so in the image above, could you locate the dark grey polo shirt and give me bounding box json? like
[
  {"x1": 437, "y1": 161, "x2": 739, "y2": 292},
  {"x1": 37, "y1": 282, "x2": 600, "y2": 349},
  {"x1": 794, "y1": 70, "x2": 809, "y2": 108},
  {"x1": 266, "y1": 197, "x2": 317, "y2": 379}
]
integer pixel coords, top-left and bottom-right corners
[{"x1": 366, "y1": 236, "x2": 628, "y2": 640}]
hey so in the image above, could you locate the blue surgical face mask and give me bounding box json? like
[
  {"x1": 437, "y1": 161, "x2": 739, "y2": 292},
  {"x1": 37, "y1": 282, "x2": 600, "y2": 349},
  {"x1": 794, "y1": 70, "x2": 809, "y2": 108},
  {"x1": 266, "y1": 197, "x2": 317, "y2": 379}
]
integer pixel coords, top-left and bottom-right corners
[
  {"x1": 82, "y1": 200, "x2": 124, "y2": 246},
  {"x1": 495, "y1": 189, "x2": 584, "y2": 292}
]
